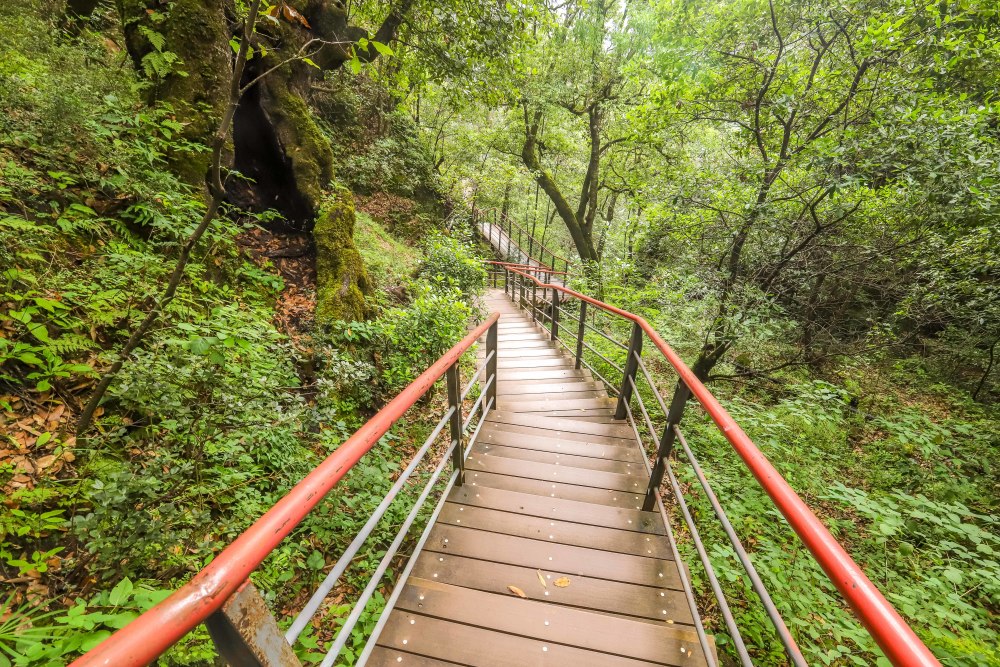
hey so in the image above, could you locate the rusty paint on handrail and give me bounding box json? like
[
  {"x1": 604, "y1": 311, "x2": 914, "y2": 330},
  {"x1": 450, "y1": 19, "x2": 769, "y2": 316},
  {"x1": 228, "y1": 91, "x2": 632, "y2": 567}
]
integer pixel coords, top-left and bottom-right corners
[
  {"x1": 501, "y1": 265, "x2": 940, "y2": 667},
  {"x1": 71, "y1": 312, "x2": 502, "y2": 667}
]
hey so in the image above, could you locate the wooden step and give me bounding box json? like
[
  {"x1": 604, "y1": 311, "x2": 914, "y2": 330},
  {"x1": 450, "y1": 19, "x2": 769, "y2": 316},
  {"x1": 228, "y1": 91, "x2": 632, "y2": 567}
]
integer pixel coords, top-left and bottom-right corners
[
  {"x1": 466, "y1": 454, "x2": 646, "y2": 495},
  {"x1": 436, "y1": 503, "x2": 672, "y2": 559},
  {"x1": 479, "y1": 428, "x2": 644, "y2": 463},
  {"x1": 482, "y1": 421, "x2": 636, "y2": 448},
  {"x1": 470, "y1": 442, "x2": 642, "y2": 476},
  {"x1": 466, "y1": 470, "x2": 644, "y2": 508},
  {"x1": 408, "y1": 554, "x2": 694, "y2": 625},
  {"x1": 381, "y1": 580, "x2": 705, "y2": 665},
  {"x1": 423, "y1": 526, "x2": 679, "y2": 588},
  {"x1": 448, "y1": 485, "x2": 663, "y2": 535},
  {"x1": 487, "y1": 411, "x2": 634, "y2": 439}
]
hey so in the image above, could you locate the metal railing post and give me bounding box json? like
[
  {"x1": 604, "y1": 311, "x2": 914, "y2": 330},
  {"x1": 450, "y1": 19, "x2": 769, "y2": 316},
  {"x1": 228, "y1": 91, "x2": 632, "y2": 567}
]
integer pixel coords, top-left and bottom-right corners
[
  {"x1": 642, "y1": 382, "x2": 691, "y2": 511},
  {"x1": 206, "y1": 581, "x2": 303, "y2": 667},
  {"x1": 519, "y1": 272, "x2": 526, "y2": 310},
  {"x1": 615, "y1": 322, "x2": 643, "y2": 419},
  {"x1": 486, "y1": 320, "x2": 498, "y2": 409},
  {"x1": 446, "y1": 364, "x2": 464, "y2": 486},
  {"x1": 531, "y1": 279, "x2": 538, "y2": 322},
  {"x1": 550, "y1": 289, "x2": 560, "y2": 341},
  {"x1": 575, "y1": 301, "x2": 587, "y2": 369}
]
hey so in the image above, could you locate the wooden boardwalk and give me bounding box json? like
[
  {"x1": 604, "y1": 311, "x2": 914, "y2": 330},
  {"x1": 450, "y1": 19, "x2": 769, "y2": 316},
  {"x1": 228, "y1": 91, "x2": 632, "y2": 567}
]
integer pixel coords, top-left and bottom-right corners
[{"x1": 367, "y1": 291, "x2": 710, "y2": 666}]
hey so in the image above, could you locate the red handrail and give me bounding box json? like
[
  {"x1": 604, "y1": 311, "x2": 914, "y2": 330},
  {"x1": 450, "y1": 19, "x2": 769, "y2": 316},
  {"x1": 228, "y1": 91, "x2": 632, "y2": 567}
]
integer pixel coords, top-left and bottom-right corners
[
  {"x1": 489, "y1": 260, "x2": 568, "y2": 276},
  {"x1": 499, "y1": 265, "x2": 940, "y2": 667},
  {"x1": 72, "y1": 312, "x2": 501, "y2": 667}
]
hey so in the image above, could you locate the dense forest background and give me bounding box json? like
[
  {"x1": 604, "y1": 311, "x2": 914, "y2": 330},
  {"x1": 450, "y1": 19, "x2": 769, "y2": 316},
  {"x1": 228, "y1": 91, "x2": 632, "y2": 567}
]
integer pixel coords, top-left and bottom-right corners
[{"x1": 1, "y1": 0, "x2": 997, "y2": 665}]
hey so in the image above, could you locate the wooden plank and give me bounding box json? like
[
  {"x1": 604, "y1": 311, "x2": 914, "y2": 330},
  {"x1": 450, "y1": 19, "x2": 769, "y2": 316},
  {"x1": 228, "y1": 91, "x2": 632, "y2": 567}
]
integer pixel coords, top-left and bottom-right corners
[
  {"x1": 374, "y1": 612, "x2": 664, "y2": 667},
  {"x1": 466, "y1": 455, "x2": 647, "y2": 495},
  {"x1": 408, "y1": 554, "x2": 694, "y2": 624},
  {"x1": 496, "y1": 381, "x2": 606, "y2": 395},
  {"x1": 466, "y1": 470, "x2": 644, "y2": 509},
  {"x1": 495, "y1": 358, "x2": 571, "y2": 369},
  {"x1": 448, "y1": 484, "x2": 664, "y2": 535},
  {"x1": 497, "y1": 388, "x2": 607, "y2": 400},
  {"x1": 495, "y1": 368, "x2": 590, "y2": 381},
  {"x1": 497, "y1": 397, "x2": 616, "y2": 412},
  {"x1": 424, "y1": 525, "x2": 680, "y2": 588},
  {"x1": 436, "y1": 503, "x2": 673, "y2": 559},
  {"x1": 483, "y1": 422, "x2": 639, "y2": 448},
  {"x1": 487, "y1": 411, "x2": 634, "y2": 438},
  {"x1": 391, "y1": 580, "x2": 705, "y2": 666},
  {"x1": 492, "y1": 348, "x2": 565, "y2": 359},
  {"x1": 471, "y1": 442, "x2": 642, "y2": 475},
  {"x1": 538, "y1": 412, "x2": 620, "y2": 422},
  {"x1": 494, "y1": 339, "x2": 553, "y2": 348},
  {"x1": 366, "y1": 647, "x2": 459, "y2": 666},
  {"x1": 477, "y1": 426, "x2": 642, "y2": 465}
]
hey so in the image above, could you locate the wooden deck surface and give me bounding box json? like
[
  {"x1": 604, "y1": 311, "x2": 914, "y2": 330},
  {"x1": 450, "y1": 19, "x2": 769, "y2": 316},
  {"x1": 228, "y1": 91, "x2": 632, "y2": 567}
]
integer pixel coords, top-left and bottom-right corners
[{"x1": 366, "y1": 291, "x2": 709, "y2": 666}]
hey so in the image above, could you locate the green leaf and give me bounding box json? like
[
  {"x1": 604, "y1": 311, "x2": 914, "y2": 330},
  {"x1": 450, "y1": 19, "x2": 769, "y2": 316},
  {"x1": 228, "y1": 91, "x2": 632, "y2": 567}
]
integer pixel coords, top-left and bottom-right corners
[
  {"x1": 371, "y1": 40, "x2": 393, "y2": 57},
  {"x1": 306, "y1": 550, "x2": 325, "y2": 570},
  {"x1": 80, "y1": 630, "x2": 112, "y2": 652},
  {"x1": 302, "y1": 57, "x2": 320, "y2": 69},
  {"x1": 348, "y1": 57, "x2": 362, "y2": 75},
  {"x1": 942, "y1": 567, "x2": 963, "y2": 585},
  {"x1": 229, "y1": 38, "x2": 241, "y2": 55},
  {"x1": 35, "y1": 379, "x2": 52, "y2": 392},
  {"x1": 189, "y1": 337, "x2": 212, "y2": 355},
  {"x1": 108, "y1": 577, "x2": 134, "y2": 606}
]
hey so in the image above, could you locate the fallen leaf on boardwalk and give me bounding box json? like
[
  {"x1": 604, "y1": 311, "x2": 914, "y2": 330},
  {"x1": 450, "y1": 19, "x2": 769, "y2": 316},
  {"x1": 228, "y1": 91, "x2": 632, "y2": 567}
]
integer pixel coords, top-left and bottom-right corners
[
  {"x1": 536, "y1": 569, "x2": 547, "y2": 589},
  {"x1": 507, "y1": 585, "x2": 527, "y2": 598},
  {"x1": 553, "y1": 577, "x2": 571, "y2": 588}
]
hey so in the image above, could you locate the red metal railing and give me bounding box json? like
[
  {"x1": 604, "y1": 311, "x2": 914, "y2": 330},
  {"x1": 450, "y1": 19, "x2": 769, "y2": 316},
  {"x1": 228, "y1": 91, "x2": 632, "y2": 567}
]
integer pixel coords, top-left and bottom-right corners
[
  {"x1": 72, "y1": 313, "x2": 501, "y2": 667},
  {"x1": 493, "y1": 263, "x2": 940, "y2": 667}
]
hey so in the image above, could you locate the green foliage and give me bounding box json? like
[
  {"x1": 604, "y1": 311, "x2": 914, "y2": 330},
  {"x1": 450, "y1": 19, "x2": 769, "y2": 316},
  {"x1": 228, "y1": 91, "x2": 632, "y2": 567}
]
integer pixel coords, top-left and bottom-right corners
[
  {"x1": 0, "y1": 579, "x2": 174, "y2": 667},
  {"x1": 353, "y1": 211, "x2": 422, "y2": 292},
  {"x1": 417, "y1": 232, "x2": 487, "y2": 301}
]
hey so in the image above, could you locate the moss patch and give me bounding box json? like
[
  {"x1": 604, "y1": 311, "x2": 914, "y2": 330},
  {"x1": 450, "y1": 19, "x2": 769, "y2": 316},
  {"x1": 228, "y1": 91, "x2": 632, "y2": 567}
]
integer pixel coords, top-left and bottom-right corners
[
  {"x1": 116, "y1": 0, "x2": 231, "y2": 185},
  {"x1": 260, "y1": 69, "x2": 334, "y2": 216},
  {"x1": 315, "y1": 190, "x2": 372, "y2": 322}
]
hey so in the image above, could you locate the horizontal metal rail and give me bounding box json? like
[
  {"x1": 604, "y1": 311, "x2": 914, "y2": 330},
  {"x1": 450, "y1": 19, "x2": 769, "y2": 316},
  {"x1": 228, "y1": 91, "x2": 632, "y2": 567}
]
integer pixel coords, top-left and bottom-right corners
[
  {"x1": 73, "y1": 313, "x2": 502, "y2": 667},
  {"x1": 497, "y1": 265, "x2": 941, "y2": 667}
]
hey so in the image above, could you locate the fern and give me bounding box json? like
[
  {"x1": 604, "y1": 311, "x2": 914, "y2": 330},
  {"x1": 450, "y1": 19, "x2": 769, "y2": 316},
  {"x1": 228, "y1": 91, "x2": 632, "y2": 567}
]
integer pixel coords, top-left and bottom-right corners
[
  {"x1": 47, "y1": 333, "x2": 97, "y2": 356},
  {"x1": 138, "y1": 26, "x2": 166, "y2": 52}
]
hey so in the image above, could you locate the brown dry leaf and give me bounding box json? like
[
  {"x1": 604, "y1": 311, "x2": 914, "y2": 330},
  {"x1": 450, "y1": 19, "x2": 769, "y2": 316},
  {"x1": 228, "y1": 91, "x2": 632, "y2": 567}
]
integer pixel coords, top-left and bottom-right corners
[
  {"x1": 36, "y1": 455, "x2": 56, "y2": 470},
  {"x1": 507, "y1": 585, "x2": 527, "y2": 599},
  {"x1": 47, "y1": 404, "x2": 65, "y2": 422},
  {"x1": 60, "y1": 451, "x2": 76, "y2": 463},
  {"x1": 553, "y1": 577, "x2": 571, "y2": 588},
  {"x1": 536, "y1": 570, "x2": 547, "y2": 589},
  {"x1": 281, "y1": 3, "x2": 312, "y2": 28}
]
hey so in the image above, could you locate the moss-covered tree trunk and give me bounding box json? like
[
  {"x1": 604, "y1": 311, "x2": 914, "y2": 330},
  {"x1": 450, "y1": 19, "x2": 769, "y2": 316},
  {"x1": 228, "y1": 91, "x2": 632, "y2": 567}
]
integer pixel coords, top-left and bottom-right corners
[{"x1": 112, "y1": 0, "x2": 412, "y2": 321}]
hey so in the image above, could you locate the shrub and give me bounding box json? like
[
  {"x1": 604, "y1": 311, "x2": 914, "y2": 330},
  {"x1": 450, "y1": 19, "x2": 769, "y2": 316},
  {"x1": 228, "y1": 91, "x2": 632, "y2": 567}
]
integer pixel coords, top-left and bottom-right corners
[{"x1": 417, "y1": 232, "x2": 487, "y2": 301}]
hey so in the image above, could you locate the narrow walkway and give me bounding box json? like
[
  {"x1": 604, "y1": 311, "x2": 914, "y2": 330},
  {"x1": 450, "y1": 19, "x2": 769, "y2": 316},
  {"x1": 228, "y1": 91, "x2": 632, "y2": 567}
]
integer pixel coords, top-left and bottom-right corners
[{"x1": 367, "y1": 291, "x2": 710, "y2": 666}]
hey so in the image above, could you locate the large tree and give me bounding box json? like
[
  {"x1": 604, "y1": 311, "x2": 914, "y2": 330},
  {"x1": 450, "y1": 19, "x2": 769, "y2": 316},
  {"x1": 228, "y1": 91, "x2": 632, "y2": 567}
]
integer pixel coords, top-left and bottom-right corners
[{"x1": 516, "y1": 0, "x2": 646, "y2": 267}]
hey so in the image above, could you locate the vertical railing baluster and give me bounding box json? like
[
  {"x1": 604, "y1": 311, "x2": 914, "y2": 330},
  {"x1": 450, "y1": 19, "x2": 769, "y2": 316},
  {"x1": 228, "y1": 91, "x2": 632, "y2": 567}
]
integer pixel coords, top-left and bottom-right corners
[
  {"x1": 446, "y1": 364, "x2": 464, "y2": 486},
  {"x1": 642, "y1": 382, "x2": 691, "y2": 511},
  {"x1": 532, "y1": 279, "x2": 537, "y2": 322},
  {"x1": 551, "y1": 289, "x2": 560, "y2": 341},
  {"x1": 615, "y1": 322, "x2": 643, "y2": 419},
  {"x1": 486, "y1": 320, "x2": 498, "y2": 410},
  {"x1": 575, "y1": 301, "x2": 587, "y2": 369}
]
